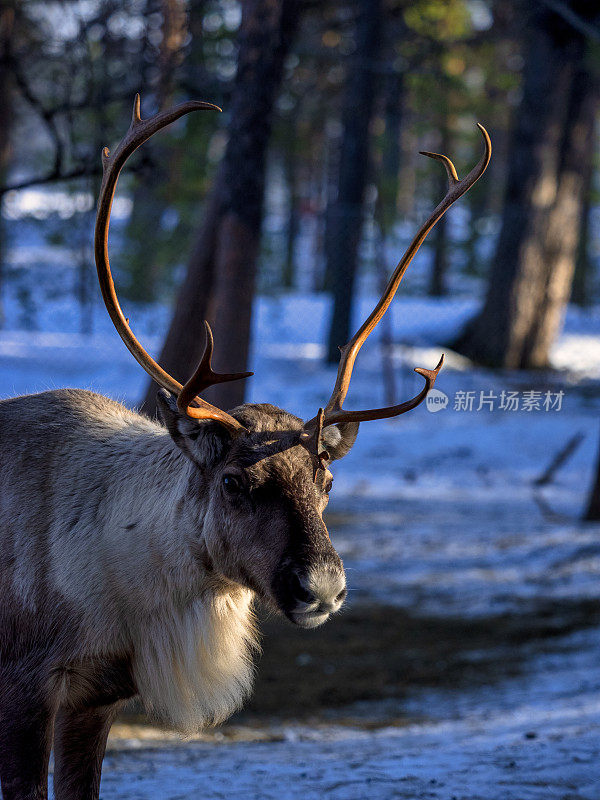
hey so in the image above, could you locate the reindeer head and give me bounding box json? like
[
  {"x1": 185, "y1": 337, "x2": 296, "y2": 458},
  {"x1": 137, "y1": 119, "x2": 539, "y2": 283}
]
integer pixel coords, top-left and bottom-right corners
[
  {"x1": 155, "y1": 394, "x2": 357, "y2": 626},
  {"x1": 95, "y1": 95, "x2": 490, "y2": 628}
]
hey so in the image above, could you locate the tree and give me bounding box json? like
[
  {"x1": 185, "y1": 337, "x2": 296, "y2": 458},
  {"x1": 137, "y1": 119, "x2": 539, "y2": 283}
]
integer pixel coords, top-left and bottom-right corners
[
  {"x1": 585, "y1": 432, "x2": 600, "y2": 521},
  {"x1": 142, "y1": 0, "x2": 300, "y2": 416},
  {"x1": 571, "y1": 121, "x2": 596, "y2": 307},
  {"x1": 372, "y1": 14, "x2": 407, "y2": 406},
  {"x1": 122, "y1": 0, "x2": 188, "y2": 302},
  {"x1": 429, "y1": 113, "x2": 451, "y2": 296},
  {"x1": 324, "y1": 0, "x2": 383, "y2": 364},
  {"x1": 0, "y1": 8, "x2": 158, "y2": 231},
  {"x1": 454, "y1": 2, "x2": 600, "y2": 369},
  {"x1": 0, "y1": 3, "x2": 14, "y2": 326},
  {"x1": 282, "y1": 111, "x2": 300, "y2": 289}
]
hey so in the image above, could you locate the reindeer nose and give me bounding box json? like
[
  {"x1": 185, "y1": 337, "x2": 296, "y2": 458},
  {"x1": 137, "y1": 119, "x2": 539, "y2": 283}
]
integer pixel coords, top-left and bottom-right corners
[{"x1": 290, "y1": 569, "x2": 347, "y2": 614}]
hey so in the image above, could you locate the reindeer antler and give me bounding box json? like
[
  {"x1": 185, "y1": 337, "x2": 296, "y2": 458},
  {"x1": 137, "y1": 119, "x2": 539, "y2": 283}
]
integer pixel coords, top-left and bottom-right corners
[
  {"x1": 301, "y1": 124, "x2": 492, "y2": 469},
  {"x1": 95, "y1": 95, "x2": 252, "y2": 434}
]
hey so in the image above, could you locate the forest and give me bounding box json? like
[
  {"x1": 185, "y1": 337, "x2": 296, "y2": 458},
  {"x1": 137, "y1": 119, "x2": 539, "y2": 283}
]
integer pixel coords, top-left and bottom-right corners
[{"x1": 1, "y1": 1, "x2": 600, "y2": 798}]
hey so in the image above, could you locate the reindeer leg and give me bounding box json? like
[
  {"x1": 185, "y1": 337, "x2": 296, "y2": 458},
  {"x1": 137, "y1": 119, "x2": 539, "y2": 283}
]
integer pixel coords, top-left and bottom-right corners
[
  {"x1": 52, "y1": 702, "x2": 123, "y2": 800},
  {"x1": 0, "y1": 671, "x2": 57, "y2": 800}
]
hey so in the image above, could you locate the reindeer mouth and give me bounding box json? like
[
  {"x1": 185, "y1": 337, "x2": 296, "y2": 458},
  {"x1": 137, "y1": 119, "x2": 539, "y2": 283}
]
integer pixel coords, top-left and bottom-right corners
[
  {"x1": 276, "y1": 569, "x2": 347, "y2": 628},
  {"x1": 288, "y1": 608, "x2": 332, "y2": 629}
]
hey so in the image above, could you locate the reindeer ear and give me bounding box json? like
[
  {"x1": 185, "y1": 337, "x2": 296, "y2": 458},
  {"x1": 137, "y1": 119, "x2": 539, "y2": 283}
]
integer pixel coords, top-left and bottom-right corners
[
  {"x1": 322, "y1": 422, "x2": 359, "y2": 461},
  {"x1": 156, "y1": 389, "x2": 230, "y2": 468}
]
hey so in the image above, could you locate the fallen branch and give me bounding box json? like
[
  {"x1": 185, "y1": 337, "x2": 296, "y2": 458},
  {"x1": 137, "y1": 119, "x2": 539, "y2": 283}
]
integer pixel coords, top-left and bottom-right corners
[{"x1": 534, "y1": 431, "x2": 585, "y2": 487}]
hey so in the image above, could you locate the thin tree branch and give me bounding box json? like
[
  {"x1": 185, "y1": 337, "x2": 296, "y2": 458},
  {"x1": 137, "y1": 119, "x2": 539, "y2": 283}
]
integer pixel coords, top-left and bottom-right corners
[
  {"x1": 537, "y1": 0, "x2": 600, "y2": 42},
  {"x1": 0, "y1": 158, "x2": 150, "y2": 198},
  {"x1": 9, "y1": 56, "x2": 65, "y2": 178},
  {"x1": 0, "y1": 165, "x2": 101, "y2": 197}
]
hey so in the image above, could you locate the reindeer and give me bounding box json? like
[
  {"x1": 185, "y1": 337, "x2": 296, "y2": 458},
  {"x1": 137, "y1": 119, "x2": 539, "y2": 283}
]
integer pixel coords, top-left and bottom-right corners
[{"x1": 0, "y1": 95, "x2": 490, "y2": 800}]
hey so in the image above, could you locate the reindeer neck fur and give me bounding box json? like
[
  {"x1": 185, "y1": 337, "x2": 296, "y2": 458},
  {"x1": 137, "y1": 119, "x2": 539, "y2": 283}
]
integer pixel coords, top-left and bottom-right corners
[
  {"x1": 2, "y1": 389, "x2": 258, "y2": 734},
  {"x1": 96, "y1": 413, "x2": 258, "y2": 734},
  {"x1": 93, "y1": 397, "x2": 258, "y2": 734}
]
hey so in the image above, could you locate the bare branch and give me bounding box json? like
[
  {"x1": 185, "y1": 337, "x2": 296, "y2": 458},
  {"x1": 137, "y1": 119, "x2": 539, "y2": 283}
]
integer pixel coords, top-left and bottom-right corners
[
  {"x1": 537, "y1": 0, "x2": 600, "y2": 42},
  {"x1": 9, "y1": 57, "x2": 65, "y2": 178},
  {"x1": 0, "y1": 164, "x2": 102, "y2": 197}
]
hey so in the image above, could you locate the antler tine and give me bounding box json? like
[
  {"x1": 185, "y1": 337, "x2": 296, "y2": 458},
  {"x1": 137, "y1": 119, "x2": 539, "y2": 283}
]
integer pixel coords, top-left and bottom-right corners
[
  {"x1": 306, "y1": 355, "x2": 444, "y2": 429},
  {"x1": 298, "y1": 408, "x2": 328, "y2": 480},
  {"x1": 321, "y1": 124, "x2": 490, "y2": 421},
  {"x1": 299, "y1": 357, "x2": 444, "y2": 473},
  {"x1": 325, "y1": 123, "x2": 492, "y2": 418},
  {"x1": 95, "y1": 95, "x2": 251, "y2": 435},
  {"x1": 301, "y1": 124, "x2": 491, "y2": 464},
  {"x1": 177, "y1": 321, "x2": 254, "y2": 419}
]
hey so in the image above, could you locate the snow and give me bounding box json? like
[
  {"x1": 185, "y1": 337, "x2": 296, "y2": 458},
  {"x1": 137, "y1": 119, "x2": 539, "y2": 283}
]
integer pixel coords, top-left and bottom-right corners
[
  {"x1": 97, "y1": 709, "x2": 599, "y2": 800},
  {"x1": 92, "y1": 622, "x2": 600, "y2": 799},
  {"x1": 2, "y1": 277, "x2": 600, "y2": 798}
]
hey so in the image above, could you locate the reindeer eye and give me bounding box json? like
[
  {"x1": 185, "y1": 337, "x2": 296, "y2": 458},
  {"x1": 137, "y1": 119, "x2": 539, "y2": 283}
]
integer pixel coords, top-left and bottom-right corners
[{"x1": 222, "y1": 474, "x2": 242, "y2": 494}]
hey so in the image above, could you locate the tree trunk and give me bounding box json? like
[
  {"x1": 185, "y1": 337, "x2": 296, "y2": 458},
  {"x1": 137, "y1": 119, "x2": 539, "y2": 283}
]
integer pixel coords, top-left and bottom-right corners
[
  {"x1": 463, "y1": 115, "x2": 505, "y2": 279},
  {"x1": 454, "y1": 3, "x2": 599, "y2": 369},
  {"x1": 142, "y1": 0, "x2": 300, "y2": 416},
  {"x1": 325, "y1": 0, "x2": 382, "y2": 364},
  {"x1": 429, "y1": 119, "x2": 451, "y2": 297},
  {"x1": 585, "y1": 431, "x2": 600, "y2": 521},
  {"x1": 374, "y1": 61, "x2": 405, "y2": 406},
  {"x1": 377, "y1": 61, "x2": 404, "y2": 229},
  {"x1": 283, "y1": 115, "x2": 299, "y2": 290},
  {"x1": 123, "y1": 0, "x2": 187, "y2": 303},
  {"x1": 571, "y1": 118, "x2": 595, "y2": 307},
  {"x1": 0, "y1": 5, "x2": 14, "y2": 328}
]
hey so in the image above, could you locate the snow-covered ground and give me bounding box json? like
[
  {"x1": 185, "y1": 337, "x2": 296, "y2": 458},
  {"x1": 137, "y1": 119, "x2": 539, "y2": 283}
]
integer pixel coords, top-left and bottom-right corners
[
  {"x1": 98, "y1": 702, "x2": 599, "y2": 800},
  {"x1": 2, "y1": 282, "x2": 600, "y2": 799}
]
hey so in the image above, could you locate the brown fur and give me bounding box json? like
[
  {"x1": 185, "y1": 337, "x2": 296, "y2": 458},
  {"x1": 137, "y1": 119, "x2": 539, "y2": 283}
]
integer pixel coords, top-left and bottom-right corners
[{"x1": 0, "y1": 388, "x2": 355, "y2": 799}]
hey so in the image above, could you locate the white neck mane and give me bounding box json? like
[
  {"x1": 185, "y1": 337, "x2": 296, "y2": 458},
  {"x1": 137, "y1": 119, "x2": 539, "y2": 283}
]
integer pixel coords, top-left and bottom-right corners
[{"x1": 131, "y1": 586, "x2": 258, "y2": 734}]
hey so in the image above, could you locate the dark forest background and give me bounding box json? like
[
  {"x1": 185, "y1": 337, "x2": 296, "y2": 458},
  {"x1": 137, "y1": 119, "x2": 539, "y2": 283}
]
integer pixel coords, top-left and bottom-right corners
[{"x1": 1, "y1": 0, "x2": 599, "y2": 515}]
